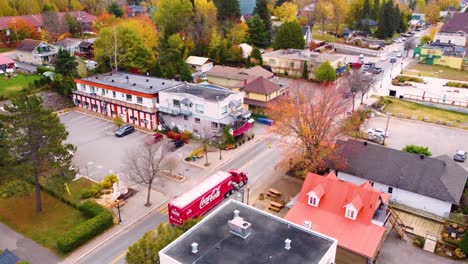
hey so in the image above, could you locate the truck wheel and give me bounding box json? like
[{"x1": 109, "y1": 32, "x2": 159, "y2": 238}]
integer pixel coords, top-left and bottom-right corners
[
  {"x1": 230, "y1": 189, "x2": 235, "y2": 195},
  {"x1": 224, "y1": 192, "x2": 230, "y2": 198},
  {"x1": 243, "y1": 179, "x2": 248, "y2": 185}
]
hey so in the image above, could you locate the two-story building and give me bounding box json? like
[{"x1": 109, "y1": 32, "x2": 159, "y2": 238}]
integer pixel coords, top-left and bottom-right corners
[
  {"x1": 17, "y1": 39, "x2": 57, "y2": 65},
  {"x1": 206, "y1": 65, "x2": 275, "y2": 88},
  {"x1": 157, "y1": 83, "x2": 252, "y2": 137},
  {"x1": 413, "y1": 43, "x2": 466, "y2": 70},
  {"x1": 240, "y1": 76, "x2": 287, "y2": 113},
  {"x1": 262, "y1": 49, "x2": 345, "y2": 79},
  {"x1": 73, "y1": 72, "x2": 181, "y2": 130}
]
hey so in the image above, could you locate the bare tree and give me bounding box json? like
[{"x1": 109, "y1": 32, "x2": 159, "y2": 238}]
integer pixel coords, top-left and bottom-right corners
[
  {"x1": 125, "y1": 141, "x2": 169, "y2": 206},
  {"x1": 199, "y1": 125, "x2": 216, "y2": 166},
  {"x1": 164, "y1": 155, "x2": 178, "y2": 177},
  {"x1": 345, "y1": 70, "x2": 378, "y2": 109},
  {"x1": 404, "y1": 38, "x2": 417, "y2": 57},
  {"x1": 267, "y1": 81, "x2": 347, "y2": 174}
]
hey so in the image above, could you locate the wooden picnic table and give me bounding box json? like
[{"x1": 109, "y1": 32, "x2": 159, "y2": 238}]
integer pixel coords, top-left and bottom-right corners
[
  {"x1": 269, "y1": 188, "x2": 282, "y2": 197},
  {"x1": 270, "y1": 201, "x2": 284, "y2": 208}
]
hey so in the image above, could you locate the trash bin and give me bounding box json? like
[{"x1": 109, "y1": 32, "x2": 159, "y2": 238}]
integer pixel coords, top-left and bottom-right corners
[{"x1": 192, "y1": 156, "x2": 196, "y2": 161}]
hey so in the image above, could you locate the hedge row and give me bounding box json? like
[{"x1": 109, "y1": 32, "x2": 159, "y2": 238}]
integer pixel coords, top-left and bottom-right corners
[
  {"x1": 56, "y1": 201, "x2": 113, "y2": 253},
  {"x1": 446, "y1": 82, "x2": 468, "y2": 89},
  {"x1": 395, "y1": 75, "x2": 424, "y2": 83}
]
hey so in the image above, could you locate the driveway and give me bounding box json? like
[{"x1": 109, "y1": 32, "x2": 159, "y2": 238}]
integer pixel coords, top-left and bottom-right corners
[
  {"x1": 377, "y1": 231, "x2": 458, "y2": 264},
  {"x1": 0, "y1": 222, "x2": 60, "y2": 264},
  {"x1": 366, "y1": 116, "x2": 468, "y2": 171},
  {"x1": 59, "y1": 111, "x2": 154, "y2": 182}
]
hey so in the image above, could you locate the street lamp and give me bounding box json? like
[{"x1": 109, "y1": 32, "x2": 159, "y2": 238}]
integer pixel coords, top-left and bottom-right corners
[
  {"x1": 115, "y1": 199, "x2": 122, "y2": 224},
  {"x1": 218, "y1": 140, "x2": 222, "y2": 160},
  {"x1": 382, "y1": 112, "x2": 391, "y2": 145},
  {"x1": 390, "y1": 61, "x2": 395, "y2": 79},
  {"x1": 246, "y1": 186, "x2": 250, "y2": 205},
  {"x1": 380, "y1": 70, "x2": 385, "y2": 88},
  {"x1": 400, "y1": 62, "x2": 404, "y2": 74}
]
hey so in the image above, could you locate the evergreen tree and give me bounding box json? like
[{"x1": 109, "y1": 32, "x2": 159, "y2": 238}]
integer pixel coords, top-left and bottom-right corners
[
  {"x1": 361, "y1": 0, "x2": 371, "y2": 18},
  {"x1": 214, "y1": 0, "x2": 240, "y2": 22},
  {"x1": 0, "y1": 93, "x2": 74, "y2": 213},
  {"x1": 314, "y1": 61, "x2": 337, "y2": 83},
  {"x1": 392, "y1": 4, "x2": 400, "y2": 33},
  {"x1": 153, "y1": 61, "x2": 163, "y2": 77},
  {"x1": 273, "y1": 21, "x2": 305, "y2": 50},
  {"x1": 251, "y1": 46, "x2": 263, "y2": 65},
  {"x1": 254, "y1": 0, "x2": 272, "y2": 40},
  {"x1": 371, "y1": 0, "x2": 380, "y2": 20},
  {"x1": 302, "y1": 61, "x2": 309, "y2": 79},
  {"x1": 55, "y1": 49, "x2": 78, "y2": 77},
  {"x1": 108, "y1": 2, "x2": 123, "y2": 18},
  {"x1": 246, "y1": 14, "x2": 269, "y2": 48},
  {"x1": 376, "y1": 1, "x2": 395, "y2": 39},
  {"x1": 179, "y1": 63, "x2": 194, "y2": 82}
]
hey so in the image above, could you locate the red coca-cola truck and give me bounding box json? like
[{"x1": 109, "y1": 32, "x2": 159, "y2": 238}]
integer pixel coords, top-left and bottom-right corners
[{"x1": 168, "y1": 169, "x2": 248, "y2": 226}]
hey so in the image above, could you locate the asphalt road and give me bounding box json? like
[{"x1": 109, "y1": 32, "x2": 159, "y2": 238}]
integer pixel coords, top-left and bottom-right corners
[
  {"x1": 366, "y1": 116, "x2": 468, "y2": 171},
  {"x1": 74, "y1": 132, "x2": 286, "y2": 264}
]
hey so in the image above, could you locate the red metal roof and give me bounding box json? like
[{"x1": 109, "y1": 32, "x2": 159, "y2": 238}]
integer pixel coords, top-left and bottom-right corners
[
  {"x1": 0, "y1": 55, "x2": 14, "y2": 65},
  {"x1": 310, "y1": 183, "x2": 325, "y2": 198},
  {"x1": 285, "y1": 172, "x2": 388, "y2": 259}
]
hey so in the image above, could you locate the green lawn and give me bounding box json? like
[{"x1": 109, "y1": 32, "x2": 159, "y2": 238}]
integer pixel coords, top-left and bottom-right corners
[
  {"x1": 0, "y1": 187, "x2": 87, "y2": 253},
  {"x1": 383, "y1": 97, "x2": 468, "y2": 128},
  {"x1": 403, "y1": 64, "x2": 468, "y2": 82},
  {"x1": 66, "y1": 177, "x2": 95, "y2": 203},
  {"x1": 0, "y1": 73, "x2": 40, "y2": 98},
  {"x1": 0, "y1": 47, "x2": 14, "y2": 53}
]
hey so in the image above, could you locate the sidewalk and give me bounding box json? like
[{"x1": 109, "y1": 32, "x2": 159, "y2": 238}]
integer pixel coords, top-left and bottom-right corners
[
  {"x1": 62, "y1": 186, "x2": 167, "y2": 264},
  {"x1": 183, "y1": 124, "x2": 270, "y2": 173}
]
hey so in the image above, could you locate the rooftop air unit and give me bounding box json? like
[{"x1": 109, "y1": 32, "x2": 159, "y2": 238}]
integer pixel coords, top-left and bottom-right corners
[{"x1": 228, "y1": 210, "x2": 252, "y2": 239}]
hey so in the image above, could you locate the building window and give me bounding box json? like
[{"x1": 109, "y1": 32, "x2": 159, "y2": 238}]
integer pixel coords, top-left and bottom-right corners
[
  {"x1": 290, "y1": 62, "x2": 294, "y2": 68},
  {"x1": 90, "y1": 86, "x2": 95, "y2": 92},
  {"x1": 141, "y1": 119, "x2": 148, "y2": 124},
  {"x1": 370, "y1": 181, "x2": 374, "y2": 187},
  {"x1": 388, "y1": 187, "x2": 393, "y2": 193},
  {"x1": 137, "y1": 97, "x2": 143, "y2": 104},
  {"x1": 309, "y1": 197, "x2": 316, "y2": 206},
  {"x1": 222, "y1": 106, "x2": 228, "y2": 114},
  {"x1": 83, "y1": 102, "x2": 90, "y2": 107},
  {"x1": 81, "y1": 84, "x2": 85, "y2": 90},
  {"x1": 173, "y1": 99, "x2": 180, "y2": 107},
  {"x1": 211, "y1": 122, "x2": 218, "y2": 129},
  {"x1": 92, "y1": 104, "x2": 98, "y2": 110},
  {"x1": 184, "y1": 115, "x2": 188, "y2": 120},
  {"x1": 195, "y1": 118, "x2": 201, "y2": 124},
  {"x1": 112, "y1": 91, "x2": 116, "y2": 98},
  {"x1": 126, "y1": 94, "x2": 132, "y2": 101},
  {"x1": 346, "y1": 209, "x2": 355, "y2": 219},
  {"x1": 269, "y1": 59, "x2": 276, "y2": 65},
  {"x1": 195, "y1": 104, "x2": 204, "y2": 114},
  {"x1": 74, "y1": 99, "x2": 81, "y2": 105},
  {"x1": 129, "y1": 116, "x2": 138, "y2": 121}
]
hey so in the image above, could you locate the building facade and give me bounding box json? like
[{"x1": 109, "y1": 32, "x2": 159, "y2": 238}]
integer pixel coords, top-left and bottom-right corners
[
  {"x1": 17, "y1": 39, "x2": 57, "y2": 65},
  {"x1": 73, "y1": 72, "x2": 182, "y2": 130},
  {"x1": 158, "y1": 83, "x2": 252, "y2": 137},
  {"x1": 414, "y1": 44, "x2": 466, "y2": 70}
]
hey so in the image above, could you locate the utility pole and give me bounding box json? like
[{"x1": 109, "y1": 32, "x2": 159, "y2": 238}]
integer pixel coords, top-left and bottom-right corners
[
  {"x1": 380, "y1": 70, "x2": 384, "y2": 88},
  {"x1": 382, "y1": 112, "x2": 391, "y2": 145}
]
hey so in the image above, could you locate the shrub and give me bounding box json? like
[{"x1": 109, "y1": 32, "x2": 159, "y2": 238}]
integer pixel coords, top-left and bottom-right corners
[
  {"x1": 402, "y1": 144, "x2": 432, "y2": 156},
  {"x1": 180, "y1": 134, "x2": 190, "y2": 144},
  {"x1": 99, "y1": 174, "x2": 118, "y2": 189},
  {"x1": 79, "y1": 184, "x2": 103, "y2": 199},
  {"x1": 460, "y1": 235, "x2": 468, "y2": 254},
  {"x1": 446, "y1": 82, "x2": 468, "y2": 89},
  {"x1": 182, "y1": 131, "x2": 193, "y2": 139},
  {"x1": 395, "y1": 75, "x2": 424, "y2": 83},
  {"x1": 57, "y1": 202, "x2": 113, "y2": 253},
  {"x1": 0, "y1": 180, "x2": 32, "y2": 198},
  {"x1": 413, "y1": 236, "x2": 425, "y2": 248},
  {"x1": 166, "y1": 131, "x2": 181, "y2": 140},
  {"x1": 37, "y1": 65, "x2": 54, "y2": 74}
]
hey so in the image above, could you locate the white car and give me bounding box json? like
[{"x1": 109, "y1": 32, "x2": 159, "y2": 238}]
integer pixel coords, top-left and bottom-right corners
[
  {"x1": 380, "y1": 56, "x2": 388, "y2": 61},
  {"x1": 367, "y1": 128, "x2": 389, "y2": 138}
]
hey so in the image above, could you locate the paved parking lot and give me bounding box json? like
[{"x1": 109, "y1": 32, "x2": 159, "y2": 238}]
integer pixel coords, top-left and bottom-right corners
[
  {"x1": 60, "y1": 111, "x2": 155, "y2": 182},
  {"x1": 366, "y1": 116, "x2": 468, "y2": 171}
]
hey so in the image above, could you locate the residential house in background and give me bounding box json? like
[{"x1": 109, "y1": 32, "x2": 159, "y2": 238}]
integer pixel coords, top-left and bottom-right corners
[
  {"x1": 240, "y1": 76, "x2": 287, "y2": 113},
  {"x1": 413, "y1": 43, "x2": 466, "y2": 70},
  {"x1": 17, "y1": 39, "x2": 57, "y2": 65},
  {"x1": 206, "y1": 65, "x2": 274, "y2": 88},
  {"x1": 159, "y1": 200, "x2": 338, "y2": 264},
  {"x1": 73, "y1": 72, "x2": 181, "y2": 130},
  {"x1": 185, "y1": 56, "x2": 213, "y2": 73},
  {"x1": 262, "y1": 49, "x2": 345, "y2": 79},
  {"x1": 329, "y1": 139, "x2": 468, "y2": 218},
  {"x1": 434, "y1": 12, "x2": 468, "y2": 47},
  {"x1": 0, "y1": 55, "x2": 15, "y2": 74},
  {"x1": 76, "y1": 41, "x2": 94, "y2": 59},
  {"x1": 53, "y1": 38, "x2": 82, "y2": 55},
  {"x1": 157, "y1": 83, "x2": 252, "y2": 138},
  {"x1": 0, "y1": 248, "x2": 19, "y2": 264},
  {"x1": 286, "y1": 171, "x2": 391, "y2": 264}
]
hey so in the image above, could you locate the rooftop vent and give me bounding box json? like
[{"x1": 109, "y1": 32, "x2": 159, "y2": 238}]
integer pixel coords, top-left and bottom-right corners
[
  {"x1": 125, "y1": 76, "x2": 129, "y2": 79},
  {"x1": 146, "y1": 79, "x2": 149, "y2": 82},
  {"x1": 162, "y1": 82, "x2": 165, "y2": 85},
  {"x1": 364, "y1": 141, "x2": 368, "y2": 146},
  {"x1": 110, "y1": 73, "x2": 112, "y2": 76},
  {"x1": 285, "y1": 239, "x2": 292, "y2": 250},
  {"x1": 303, "y1": 221, "x2": 312, "y2": 229},
  {"x1": 420, "y1": 154, "x2": 425, "y2": 159},
  {"x1": 95, "y1": 76, "x2": 98, "y2": 79},
  {"x1": 150, "y1": 86, "x2": 153, "y2": 89},
  {"x1": 133, "y1": 83, "x2": 136, "y2": 86},
  {"x1": 191, "y1": 242, "x2": 198, "y2": 254},
  {"x1": 111, "y1": 79, "x2": 114, "y2": 82},
  {"x1": 228, "y1": 210, "x2": 252, "y2": 239}
]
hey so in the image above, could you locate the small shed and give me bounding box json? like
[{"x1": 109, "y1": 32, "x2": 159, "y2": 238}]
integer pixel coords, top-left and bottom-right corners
[{"x1": 185, "y1": 56, "x2": 213, "y2": 73}]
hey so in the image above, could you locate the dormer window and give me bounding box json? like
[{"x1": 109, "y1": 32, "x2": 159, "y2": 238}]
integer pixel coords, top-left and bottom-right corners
[
  {"x1": 345, "y1": 208, "x2": 355, "y2": 219},
  {"x1": 309, "y1": 196, "x2": 317, "y2": 206},
  {"x1": 307, "y1": 184, "x2": 325, "y2": 207}
]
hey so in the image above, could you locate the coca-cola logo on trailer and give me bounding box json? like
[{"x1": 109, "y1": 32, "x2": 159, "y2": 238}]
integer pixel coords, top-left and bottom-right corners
[{"x1": 199, "y1": 186, "x2": 221, "y2": 209}]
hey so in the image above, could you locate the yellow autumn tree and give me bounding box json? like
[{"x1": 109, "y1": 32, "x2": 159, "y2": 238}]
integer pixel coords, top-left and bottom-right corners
[{"x1": 273, "y1": 2, "x2": 299, "y2": 22}]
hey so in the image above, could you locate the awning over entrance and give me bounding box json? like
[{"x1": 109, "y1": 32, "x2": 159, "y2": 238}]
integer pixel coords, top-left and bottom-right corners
[{"x1": 233, "y1": 122, "x2": 252, "y2": 137}]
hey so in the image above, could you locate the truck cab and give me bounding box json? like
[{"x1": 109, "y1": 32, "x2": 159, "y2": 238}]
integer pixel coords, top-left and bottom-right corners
[{"x1": 229, "y1": 169, "x2": 248, "y2": 187}]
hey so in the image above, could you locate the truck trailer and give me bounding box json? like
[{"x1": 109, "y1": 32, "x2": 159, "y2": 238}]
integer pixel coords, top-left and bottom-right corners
[{"x1": 168, "y1": 170, "x2": 248, "y2": 226}]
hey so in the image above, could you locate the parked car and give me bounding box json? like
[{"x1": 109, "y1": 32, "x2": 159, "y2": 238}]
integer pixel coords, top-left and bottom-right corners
[
  {"x1": 115, "y1": 125, "x2": 135, "y2": 137},
  {"x1": 151, "y1": 133, "x2": 163, "y2": 143},
  {"x1": 390, "y1": 57, "x2": 397, "y2": 63},
  {"x1": 397, "y1": 52, "x2": 402, "y2": 58},
  {"x1": 348, "y1": 62, "x2": 362, "y2": 69},
  {"x1": 363, "y1": 62, "x2": 375, "y2": 71},
  {"x1": 372, "y1": 67, "x2": 383, "y2": 74},
  {"x1": 454, "y1": 150, "x2": 467, "y2": 162},
  {"x1": 171, "y1": 139, "x2": 184, "y2": 151},
  {"x1": 367, "y1": 128, "x2": 389, "y2": 138},
  {"x1": 380, "y1": 56, "x2": 388, "y2": 61}
]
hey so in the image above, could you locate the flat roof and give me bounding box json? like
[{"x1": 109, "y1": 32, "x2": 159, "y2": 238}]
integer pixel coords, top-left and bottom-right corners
[
  {"x1": 80, "y1": 72, "x2": 182, "y2": 95},
  {"x1": 162, "y1": 83, "x2": 236, "y2": 101},
  {"x1": 161, "y1": 200, "x2": 335, "y2": 264},
  {"x1": 263, "y1": 49, "x2": 343, "y2": 63},
  {"x1": 170, "y1": 171, "x2": 232, "y2": 208}
]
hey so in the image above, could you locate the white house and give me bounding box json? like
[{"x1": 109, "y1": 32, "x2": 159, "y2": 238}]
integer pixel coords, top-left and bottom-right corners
[
  {"x1": 17, "y1": 39, "x2": 57, "y2": 65},
  {"x1": 434, "y1": 13, "x2": 468, "y2": 47},
  {"x1": 185, "y1": 56, "x2": 213, "y2": 73},
  {"x1": 329, "y1": 139, "x2": 468, "y2": 218},
  {"x1": 157, "y1": 83, "x2": 252, "y2": 138},
  {"x1": 302, "y1": 25, "x2": 312, "y2": 46},
  {"x1": 53, "y1": 38, "x2": 82, "y2": 55},
  {"x1": 73, "y1": 72, "x2": 182, "y2": 130}
]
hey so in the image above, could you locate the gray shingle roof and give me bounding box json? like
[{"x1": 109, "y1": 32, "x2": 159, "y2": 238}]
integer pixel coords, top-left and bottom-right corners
[
  {"x1": 331, "y1": 139, "x2": 468, "y2": 204},
  {"x1": 0, "y1": 249, "x2": 19, "y2": 264}
]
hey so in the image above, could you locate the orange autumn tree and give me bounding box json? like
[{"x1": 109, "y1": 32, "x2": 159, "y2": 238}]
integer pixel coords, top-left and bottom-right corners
[
  {"x1": 93, "y1": 12, "x2": 121, "y2": 33},
  {"x1": 267, "y1": 80, "x2": 347, "y2": 175},
  {"x1": 3, "y1": 18, "x2": 41, "y2": 46}
]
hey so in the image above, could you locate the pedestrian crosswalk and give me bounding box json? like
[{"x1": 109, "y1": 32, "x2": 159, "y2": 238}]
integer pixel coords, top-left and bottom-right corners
[{"x1": 158, "y1": 204, "x2": 169, "y2": 215}]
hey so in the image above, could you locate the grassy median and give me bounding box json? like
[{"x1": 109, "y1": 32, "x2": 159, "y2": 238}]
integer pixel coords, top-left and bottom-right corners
[
  {"x1": 403, "y1": 64, "x2": 468, "y2": 82},
  {"x1": 0, "y1": 73, "x2": 40, "y2": 98}
]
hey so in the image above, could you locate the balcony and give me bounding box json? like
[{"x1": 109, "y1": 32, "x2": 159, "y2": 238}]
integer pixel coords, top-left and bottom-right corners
[
  {"x1": 158, "y1": 106, "x2": 192, "y2": 116},
  {"x1": 72, "y1": 89, "x2": 157, "y2": 113}
]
